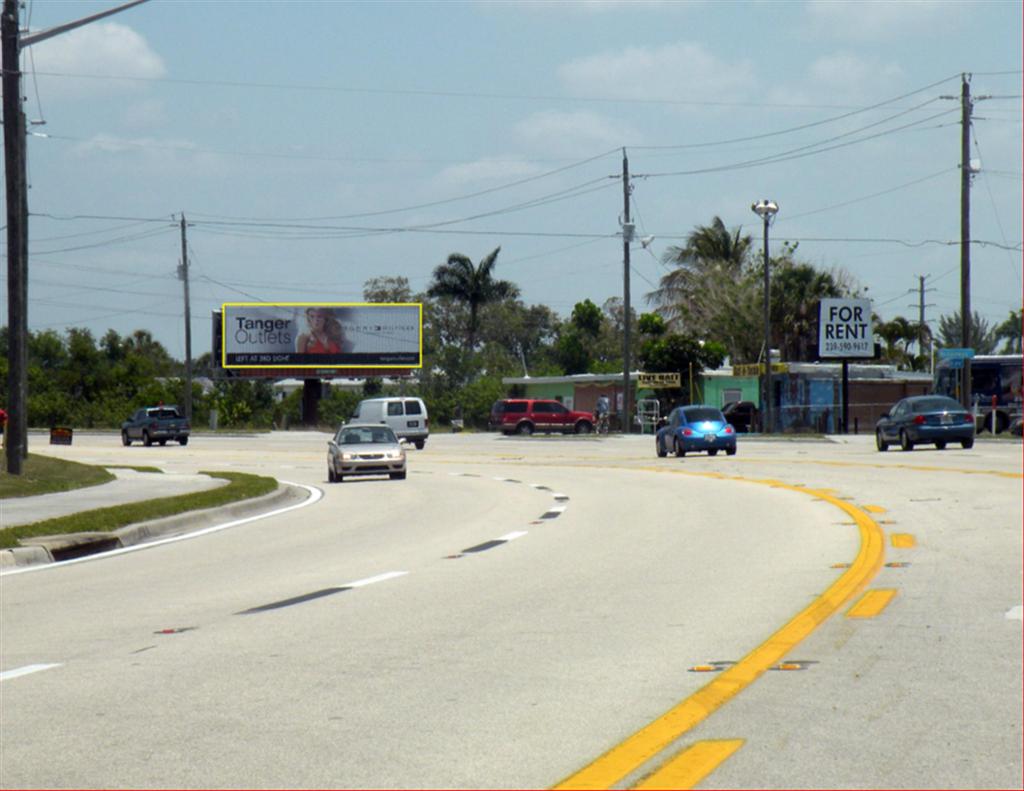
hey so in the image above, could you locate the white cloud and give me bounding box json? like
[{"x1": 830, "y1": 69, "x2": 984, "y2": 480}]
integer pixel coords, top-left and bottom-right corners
[
  {"x1": 558, "y1": 41, "x2": 754, "y2": 104},
  {"x1": 29, "y1": 22, "x2": 165, "y2": 99},
  {"x1": 808, "y1": 53, "x2": 905, "y2": 98},
  {"x1": 436, "y1": 157, "x2": 543, "y2": 186},
  {"x1": 515, "y1": 110, "x2": 636, "y2": 154},
  {"x1": 804, "y1": 0, "x2": 961, "y2": 40}
]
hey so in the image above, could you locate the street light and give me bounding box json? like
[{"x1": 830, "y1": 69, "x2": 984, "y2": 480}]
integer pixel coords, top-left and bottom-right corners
[{"x1": 751, "y1": 199, "x2": 779, "y2": 434}]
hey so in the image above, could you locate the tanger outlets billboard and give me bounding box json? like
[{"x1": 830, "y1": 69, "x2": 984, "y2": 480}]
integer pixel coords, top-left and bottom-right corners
[{"x1": 222, "y1": 303, "x2": 422, "y2": 369}]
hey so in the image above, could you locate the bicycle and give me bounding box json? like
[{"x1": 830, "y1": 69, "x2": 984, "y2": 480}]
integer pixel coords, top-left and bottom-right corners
[{"x1": 595, "y1": 412, "x2": 610, "y2": 435}]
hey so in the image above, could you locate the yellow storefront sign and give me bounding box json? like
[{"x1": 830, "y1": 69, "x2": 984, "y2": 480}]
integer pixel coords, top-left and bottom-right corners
[
  {"x1": 733, "y1": 363, "x2": 789, "y2": 377},
  {"x1": 638, "y1": 372, "x2": 681, "y2": 388}
]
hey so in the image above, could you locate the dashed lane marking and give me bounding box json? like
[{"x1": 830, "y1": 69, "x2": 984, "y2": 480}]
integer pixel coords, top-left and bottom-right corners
[{"x1": 0, "y1": 663, "x2": 62, "y2": 682}]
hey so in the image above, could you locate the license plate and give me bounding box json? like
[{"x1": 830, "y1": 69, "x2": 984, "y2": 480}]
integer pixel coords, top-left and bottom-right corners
[
  {"x1": 704, "y1": 433, "x2": 716, "y2": 442},
  {"x1": 941, "y1": 415, "x2": 952, "y2": 424},
  {"x1": 407, "y1": 420, "x2": 419, "y2": 427}
]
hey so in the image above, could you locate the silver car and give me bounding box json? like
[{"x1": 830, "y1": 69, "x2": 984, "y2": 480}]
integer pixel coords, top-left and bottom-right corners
[{"x1": 327, "y1": 424, "x2": 407, "y2": 482}]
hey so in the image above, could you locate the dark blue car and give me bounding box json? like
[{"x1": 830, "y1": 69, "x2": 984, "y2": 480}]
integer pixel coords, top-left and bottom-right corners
[
  {"x1": 875, "y1": 395, "x2": 975, "y2": 451},
  {"x1": 656, "y1": 405, "x2": 737, "y2": 457}
]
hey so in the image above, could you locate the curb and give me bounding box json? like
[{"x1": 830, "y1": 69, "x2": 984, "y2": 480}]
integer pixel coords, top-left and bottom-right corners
[{"x1": 0, "y1": 483, "x2": 310, "y2": 569}]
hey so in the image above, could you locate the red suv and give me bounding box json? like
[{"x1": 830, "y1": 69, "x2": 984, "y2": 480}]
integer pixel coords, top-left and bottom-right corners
[{"x1": 489, "y1": 399, "x2": 595, "y2": 435}]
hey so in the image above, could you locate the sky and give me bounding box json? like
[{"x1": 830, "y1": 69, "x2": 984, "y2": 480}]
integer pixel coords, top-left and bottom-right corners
[{"x1": 3, "y1": 0, "x2": 1022, "y2": 362}]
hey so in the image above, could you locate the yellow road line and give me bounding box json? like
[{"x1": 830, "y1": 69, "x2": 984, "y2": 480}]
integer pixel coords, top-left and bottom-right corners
[
  {"x1": 554, "y1": 478, "x2": 885, "y2": 790},
  {"x1": 891, "y1": 533, "x2": 916, "y2": 549},
  {"x1": 633, "y1": 740, "x2": 745, "y2": 790},
  {"x1": 846, "y1": 588, "x2": 898, "y2": 618},
  {"x1": 863, "y1": 504, "x2": 886, "y2": 513}
]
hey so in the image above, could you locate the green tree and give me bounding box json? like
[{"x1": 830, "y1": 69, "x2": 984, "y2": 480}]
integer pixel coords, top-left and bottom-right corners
[
  {"x1": 648, "y1": 217, "x2": 753, "y2": 333},
  {"x1": 427, "y1": 247, "x2": 520, "y2": 352},
  {"x1": 937, "y1": 311, "x2": 998, "y2": 354},
  {"x1": 994, "y1": 310, "x2": 1022, "y2": 354}
]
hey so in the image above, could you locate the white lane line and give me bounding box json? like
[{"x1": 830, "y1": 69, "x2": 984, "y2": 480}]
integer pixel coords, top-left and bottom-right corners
[
  {"x1": 1, "y1": 482, "x2": 323, "y2": 577},
  {"x1": 342, "y1": 571, "x2": 408, "y2": 588},
  {"x1": 1006, "y1": 605, "x2": 1023, "y2": 621},
  {"x1": 1, "y1": 663, "x2": 62, "y2": 682},
  {"x1": 498, "y1": 531, "x2": 529, "y2": 542}
]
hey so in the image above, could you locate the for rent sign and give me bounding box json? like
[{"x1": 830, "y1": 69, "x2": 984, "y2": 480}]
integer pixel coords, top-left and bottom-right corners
[{"x1": 818, "y1": 298, "x2": 873, "y2": 358}]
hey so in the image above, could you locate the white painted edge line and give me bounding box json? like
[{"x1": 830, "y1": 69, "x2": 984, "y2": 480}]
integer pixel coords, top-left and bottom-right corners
[
  {"x1": 498, "y1": 531, "x2": 529, "y2": 542},
  {"x1": 0, "y1": 482, "x2": 323, "y2": 577},
  {"x1": 343, "y1": 571, "x2": 409, "y2": 588},
  {"x1": 1, "y1": 663, "x2": 62, "y2": 682},
  {"x1": 1006, "y1": 605, "x2": 1023, "y2": 621},
  {"x1": 546, "y1": 505, "x2": 568, "y2": 514}
]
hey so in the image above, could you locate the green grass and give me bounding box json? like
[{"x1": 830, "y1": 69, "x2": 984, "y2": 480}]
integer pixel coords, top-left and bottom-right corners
[
  {"x1": 0, "y1": 465, "x2": 279, "y2": 550},
  {"x1": 0, "y1": 454, "x2": 115, "y2": 498}
]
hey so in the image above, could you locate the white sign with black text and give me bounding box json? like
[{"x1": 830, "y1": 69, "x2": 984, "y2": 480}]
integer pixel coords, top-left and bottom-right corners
[{"x1": 818, "y1": 298, "x2": 873, "y2": 358}]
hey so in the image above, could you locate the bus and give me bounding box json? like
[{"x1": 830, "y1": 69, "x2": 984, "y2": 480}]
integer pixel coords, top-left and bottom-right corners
[{"x1": 933, "y1": 353, "x2": 1023, "y2": 433}]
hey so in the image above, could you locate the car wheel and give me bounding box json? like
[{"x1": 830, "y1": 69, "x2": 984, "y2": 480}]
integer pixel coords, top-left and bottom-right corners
[
  {"x1": 875, "y1": 430, "x2": 888, "y2": 452},
  {"x1": 708, "y1": 449, "x2": 718, "y2": 456},
  {"x1": 899, "y1": 429, "x2": 913, "y2": 452},
  {"x1": 516, "y1": 422, "x2": 533, "y2": 436},
  {"x1": 674, "y1": 438, "x2": 685, "y2": 458},
  {"x1": 961, "y1": 437, "x2": 974, "y2": 449},
  {"x1": 575, "y1": 421, "x2": 593, "y2": 435},
  {"x1": 390, "y1": 471, "x2": 407, "y2": 480},
  {"x1": 725, "y1": 447, "x2": 737, "y2": 456},
  {"x1": 656, "y1": 440, "x2": 667, "y2": 458},
  {"x1": 142, "y1": 431, "x2": 152, "y2": 447},
  {"x1": 414, "y1": 439, "x2": 425, "y2": 450},
  {"x1": 121, "y1": 430, "x2": 131, "y2": 447},
  {"x1": 179, "y1": 436, "x2": 188, "y2": 446},
  {"x1": 327, "y1": 464, "x2": 337, "y2": 483},
  {"x1": 935, "y1": 441, "x2": 947, "y2": 450}
]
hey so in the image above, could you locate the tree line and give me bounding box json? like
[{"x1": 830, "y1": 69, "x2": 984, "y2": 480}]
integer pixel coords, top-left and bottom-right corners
[{"x1": 1, "y1": 217, "x2": 1019, "y2": 431}]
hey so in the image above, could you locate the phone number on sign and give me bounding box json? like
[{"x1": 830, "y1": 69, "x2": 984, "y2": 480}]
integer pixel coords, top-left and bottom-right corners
[{"x1": 823, "y1": 341, "x2": 870, "y2": 353}]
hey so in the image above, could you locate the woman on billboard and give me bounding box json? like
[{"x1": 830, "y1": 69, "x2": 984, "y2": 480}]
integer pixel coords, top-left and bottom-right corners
[{"x1": 296, "y1": 306, "x2": 345, "y2": 354}]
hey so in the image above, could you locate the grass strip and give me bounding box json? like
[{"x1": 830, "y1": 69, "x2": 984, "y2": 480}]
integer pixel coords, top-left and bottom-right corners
[
  {"x1": 0, "y1": 455, "x2": 114, "y2": 498},
  {"x1": 1, "y1": 471, "x2": 278, "y2": 550}
]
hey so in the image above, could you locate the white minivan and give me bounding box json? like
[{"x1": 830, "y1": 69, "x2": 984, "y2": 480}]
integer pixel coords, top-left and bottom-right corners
[{"x1": 351, "y1": 397, "x2": 429, "y2": 449}]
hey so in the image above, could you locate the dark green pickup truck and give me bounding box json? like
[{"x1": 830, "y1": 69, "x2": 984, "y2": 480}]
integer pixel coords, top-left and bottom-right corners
[{"x1": 121, "y1": 406, "x2": 191, "y2": 446}]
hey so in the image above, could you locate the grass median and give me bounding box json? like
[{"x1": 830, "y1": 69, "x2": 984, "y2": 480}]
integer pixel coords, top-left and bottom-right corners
[{"x1": 1, "y1": 458, "x2": 278, "y2": 550}]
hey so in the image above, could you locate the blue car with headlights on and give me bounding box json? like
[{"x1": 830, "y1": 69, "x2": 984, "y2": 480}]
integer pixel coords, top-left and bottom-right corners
[
  {"x1": 656, "y1": 405, "x2": 737, "y2": 457},
  {"x1": 875, "y1": 395, "x2": 975, "y2": 452}
]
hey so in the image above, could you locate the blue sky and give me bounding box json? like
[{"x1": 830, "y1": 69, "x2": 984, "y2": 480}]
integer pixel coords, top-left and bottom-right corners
[{"x1": 6, "y1": 0, "x2": 1022, "y2": 361}]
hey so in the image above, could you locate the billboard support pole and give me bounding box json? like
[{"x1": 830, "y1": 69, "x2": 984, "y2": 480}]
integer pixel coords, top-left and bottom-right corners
[{"x1": 841, "y1": 359, "x2": 850, "y2": 434}]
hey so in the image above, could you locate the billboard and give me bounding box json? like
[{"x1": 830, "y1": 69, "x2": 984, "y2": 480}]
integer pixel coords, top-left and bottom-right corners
[{"x1": 221, "y1": 303, "x2": 422, "y2": 369}]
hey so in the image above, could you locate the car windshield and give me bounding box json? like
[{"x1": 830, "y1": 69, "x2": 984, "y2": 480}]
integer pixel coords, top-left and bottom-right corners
[
  {"x1": 911, "y1": 397, "x2": 963, "y2": 413},
  {"x1": 683, "y1": 408, "x2": 724, "y2": 422},
  {"x1": 338, "y1": 426, "x2": 397, "y2": 445}
]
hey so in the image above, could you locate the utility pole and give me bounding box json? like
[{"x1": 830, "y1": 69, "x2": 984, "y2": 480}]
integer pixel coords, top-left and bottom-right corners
[
  {"x1": 3, "y1": 0, "x2": 150, "y2": 475},
  {"x1": 179, "y1": 214, "x2": 193, "y2": 422},
  {"x1": 621, "y1": 148, "x2": 633, "y2": 434},
  {"x1": 959, "y1": 74, "x2": 973, "y2": 411},
  {"x1": 911, "y1": 275, "x2": 936, "y2": 360}
]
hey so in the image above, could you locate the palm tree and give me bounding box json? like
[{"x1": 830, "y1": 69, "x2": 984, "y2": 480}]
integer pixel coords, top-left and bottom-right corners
[
  {"x1": 994, "y1": 309, "x2": 1022, "y2": 354},
  {"x1": 937, "y1": 311, "x2": 998, "y2": 354},
  {"x1": 647, "y1": 217, "x2": 753, "y2": 333},
  {"x1": 427, "y1": 247, "x2": 520, "y2": 352},
  {"x1": 771, "y1": 263, "x2": 844, "y2": 362}
]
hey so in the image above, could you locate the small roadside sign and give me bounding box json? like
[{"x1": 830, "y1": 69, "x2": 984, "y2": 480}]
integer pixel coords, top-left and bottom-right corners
[{"x1": 938, "y1": 347, "x2": 975, "y2": 360}]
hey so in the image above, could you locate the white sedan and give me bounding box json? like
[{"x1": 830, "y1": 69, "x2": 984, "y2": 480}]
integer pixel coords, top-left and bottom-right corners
[{"x1": 327, "y1": 423, "x2": 407, "y2": 482}]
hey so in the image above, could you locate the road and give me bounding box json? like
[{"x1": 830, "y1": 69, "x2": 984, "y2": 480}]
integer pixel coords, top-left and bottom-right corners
[{"x1": 2, "y1": 431, "x2": 1021, "y2": 789}]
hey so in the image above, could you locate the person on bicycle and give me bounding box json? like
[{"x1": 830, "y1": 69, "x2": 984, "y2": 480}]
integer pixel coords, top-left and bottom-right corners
[{"x1": 595, "y1": 394, "x2": 610, "y2": 432}]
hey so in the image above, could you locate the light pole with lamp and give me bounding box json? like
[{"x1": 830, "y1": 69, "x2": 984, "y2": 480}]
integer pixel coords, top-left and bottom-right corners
[{"x1": 751, "y1": 199, "x2": 779, "y2": 434}]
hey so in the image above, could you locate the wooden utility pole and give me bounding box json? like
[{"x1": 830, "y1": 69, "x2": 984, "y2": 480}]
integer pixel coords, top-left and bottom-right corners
[
  {"x1": 179, "y1": 214, "x2": 193, "y2": 422},
  {"x1": 2, "y1": 0, "x2": 150, "y2": 474},
  {"x1": 959, "y1": 74, "x2": 973, "y2": 410},
  {"x1": 621, "y1": 148, "x2": 632, "y2": 434},
  {"x1": 3, "y1": 0, "x2": 28, "y2": 473}
]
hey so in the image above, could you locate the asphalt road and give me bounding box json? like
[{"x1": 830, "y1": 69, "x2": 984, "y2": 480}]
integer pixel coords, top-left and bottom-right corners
[{"x1": 1, "y1": 431, "x2": 1021, "y2": 789}]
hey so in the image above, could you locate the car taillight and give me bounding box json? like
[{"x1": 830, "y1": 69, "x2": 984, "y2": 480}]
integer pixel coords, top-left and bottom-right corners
[
  {"x1": 963, "y1": 414, "x2": 974, "y2": 423},
  {"x1": 683, "y1": 428, "x2": 693, "y2": 436},
  {"x1": 913, "y1": 415, "x2": 926, "y2": 424},
  {"x1": 724, "y1": 426, "x2": 734, "y2": 434},
  {"x1": 425, "y1": 418, "x2": 429, "y2": 428}
]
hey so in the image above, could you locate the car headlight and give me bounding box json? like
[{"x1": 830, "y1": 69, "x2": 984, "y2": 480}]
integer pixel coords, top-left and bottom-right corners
[
  {"x1": 385, "y1": 450, "x2": 404, "y2": 460},
  {"x1": 342, "y1": 452, "x2": 356, "y2": 461}
]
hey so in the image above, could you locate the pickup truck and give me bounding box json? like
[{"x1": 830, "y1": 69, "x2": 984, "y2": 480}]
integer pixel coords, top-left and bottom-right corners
[{"x1": 121, "y1": 406, "x2": 190, "y2": 446}]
